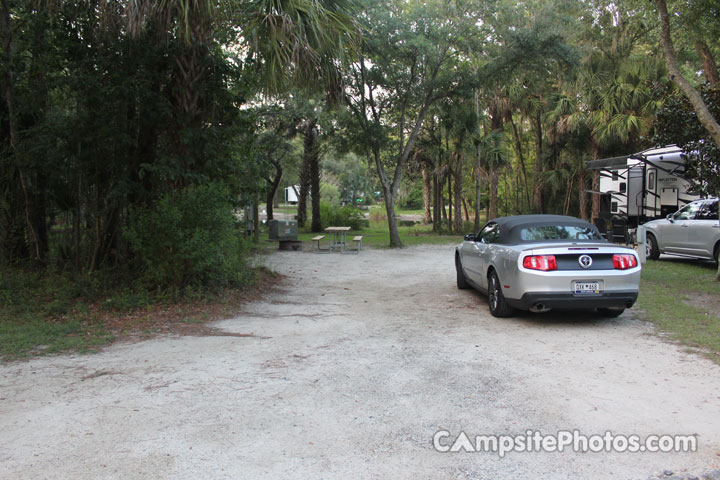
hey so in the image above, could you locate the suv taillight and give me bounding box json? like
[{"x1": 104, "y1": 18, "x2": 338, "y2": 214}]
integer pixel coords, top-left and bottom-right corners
[
  {"x1": 523, "y1": 255, "x2": 557, "y2": 271},
  {"x1": 613, "y1": 254, "x2": 638, "y2": 270}
]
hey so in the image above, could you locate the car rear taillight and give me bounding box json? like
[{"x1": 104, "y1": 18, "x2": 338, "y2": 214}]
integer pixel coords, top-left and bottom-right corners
[
  {"x1": 523, "y1": 255, "x2": 557, "y2": 271},
  {"x1": 612, "y1": 254, "x2": 638, "y2": 270}
]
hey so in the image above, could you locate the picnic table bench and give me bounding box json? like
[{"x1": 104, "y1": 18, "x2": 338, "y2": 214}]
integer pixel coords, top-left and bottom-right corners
[
  {"x1": 311, "y1": 227, "x2": 362, "y2": 253},
  {"x1": 312, "y1": 235, "x2": 329, "y2": 253}
]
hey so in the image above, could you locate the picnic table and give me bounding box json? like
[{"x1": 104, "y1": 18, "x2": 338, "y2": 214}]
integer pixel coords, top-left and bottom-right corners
[{"x1": 325, "y1": 226, "x2": 351, "y2": 252}]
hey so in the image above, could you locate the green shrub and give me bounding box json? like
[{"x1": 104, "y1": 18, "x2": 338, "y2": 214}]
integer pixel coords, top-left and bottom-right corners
[
  {"x1": 398, "y1": 180, "x2": 424, "y2": 209},
  {"x1": 320, "y1": 182, "x2": 340, "y2": 205},
  {"x1": 125, "y1": 183, "x2": 250, "y2": 289},
  {"x1": 319, "y1": 201, "x2": 365, "y2": 230}
]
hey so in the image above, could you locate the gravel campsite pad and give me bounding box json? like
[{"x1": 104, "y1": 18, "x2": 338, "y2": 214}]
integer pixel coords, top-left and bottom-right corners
[{"x1": 2, "y1": 244, "x2": 720, "y2": 479}]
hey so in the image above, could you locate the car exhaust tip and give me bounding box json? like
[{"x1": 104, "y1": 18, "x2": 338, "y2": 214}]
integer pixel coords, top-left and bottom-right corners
[{"x1": 530, "y1": 303, "x2": 551, "y2": 313}]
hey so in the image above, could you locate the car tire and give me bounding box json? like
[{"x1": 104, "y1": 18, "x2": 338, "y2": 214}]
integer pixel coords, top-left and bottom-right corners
[
  {"x1": 714, "y1": 243, "x2": 719, "y2": 264},
  {"x1": 597, "y1": 307, "x2": 625, "y2": 318},
  {"x1": 488, "y1": 271, "x2": 514, "y2": 318},
  {"x1": 456, "y1": 255, "x2": 470, "y2": 290},
  {"x1": 646, "y1": 233, "x2": 660, "y2": 260}
]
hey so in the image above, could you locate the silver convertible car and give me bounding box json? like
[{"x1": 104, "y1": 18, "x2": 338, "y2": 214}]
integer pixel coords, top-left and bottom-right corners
[{"x1": 455, "y1": 215, "x2": 641, "y2": 318}]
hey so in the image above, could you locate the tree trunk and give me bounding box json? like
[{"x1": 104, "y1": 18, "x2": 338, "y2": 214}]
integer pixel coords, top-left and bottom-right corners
[
  {"x1": 509, "y1": 116, "x2": 531, "y2": 210},
  {"x1": 441, "y1": 191, "x2": 447, "y2": 221},
  {"x1": 533, "y1": 112, "x2": 544, "y2": 213},
  {"x1": 297, "y1": 119, "x2": 316, "y2": 228},
  {"x1": 309, "y1": 126, "x2": 322, "y2": 233},
  {"x1": 657, "y1": 0, "x2": 720, "y2": 147},
  {"x1": 591, "y1": 170, "x2": 600, "y2": 219},
  {"x1": 74, "y1": 168, "x2": 82, "y2": 269},
  {"x1": 265, "y1": 163, "x2": 283, "y2": 221},
  {"x1": 252, "y1": 198, "x2": 260, "y2": 244},
  {"x1": 447, "y1": 168, "x2": 453, "y2": 233},
  {"x1": 453, "y1": 152, "x2": 463, "y2": 233},
  {"x1": 578, "y1": 167, "x2": 587, "y2": 220},
  {"x1": 383, "y1": 187, "x2": 402, "y2": 247},
  {"x1": 433, "y1": 173, "x2": 441, "y2": 232},
  {"x1": 463, "y1": 197, "x2": 470, "y2": 222},
  {"x1": 474, "y1": 144, "x2": 483, "y2": 232},
  {"x1": 422, "y1": 164, "x2": 432, "y2": 224},
  {"x1": 489, "y1": 167, "x2": 499, "y2": 220},
  {"x1": 33, "y1": 173, "x2": 48, "y2": 260},
  {"x1": 695, "y1": 40, "x2": 720, "y2": 88},
  {"x1": 371, "y1": 145, "x2": 404, "y2": 247},
  {"x1": 590, "y1": 141, "x2": 600, "y2": 220}
]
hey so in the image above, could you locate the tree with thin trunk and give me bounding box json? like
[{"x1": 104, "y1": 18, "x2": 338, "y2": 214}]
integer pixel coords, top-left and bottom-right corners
[{"x1": 343, "y1": 0, "x2": 468, "y2": 247}]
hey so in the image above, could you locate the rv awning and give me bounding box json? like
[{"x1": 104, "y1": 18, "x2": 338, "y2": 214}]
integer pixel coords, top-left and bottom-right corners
[{"x1": 586, "y1": 155, "x2": 629, "y2": 170}]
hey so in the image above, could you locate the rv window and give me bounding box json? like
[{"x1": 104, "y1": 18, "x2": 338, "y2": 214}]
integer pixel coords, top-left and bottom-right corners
[
  {"x1": 648, "y1": 171, "x2": 655, "y2": 190},
  {"x1": 619, "y1": 182, "x2": 626, "y2": 193},
  {"x1": 611, "y1": 202, "x2": 618, "y2": 213},
  {"x1": 612, "y1": 172, "x2": 619, "y2": 181}
]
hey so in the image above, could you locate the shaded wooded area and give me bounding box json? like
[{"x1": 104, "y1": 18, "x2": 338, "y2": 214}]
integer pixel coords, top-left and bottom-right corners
[{"x1": 1, "y1": 0, "x2": 718, "y2": 283}]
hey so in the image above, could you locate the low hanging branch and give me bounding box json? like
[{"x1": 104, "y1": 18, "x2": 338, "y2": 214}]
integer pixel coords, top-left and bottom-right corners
[
  {"x1": 656, "y1": 0, "x2": 720, "y2": 281},
  {"x1": 656, "y1": 0, "x2": 720, "y2": 147}
]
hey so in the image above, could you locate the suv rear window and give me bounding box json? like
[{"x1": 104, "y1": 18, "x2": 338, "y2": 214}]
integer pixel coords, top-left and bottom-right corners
[{"x1": 519, "y1": 225, "x2": 602, "y2": 241}]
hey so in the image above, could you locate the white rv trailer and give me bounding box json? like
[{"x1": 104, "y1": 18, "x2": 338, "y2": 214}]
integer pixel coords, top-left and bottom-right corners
[
  {"x1": 285, "y1": 185, "x2": 299, "y2": 205},
  {"x1": 586, "y1": 146, "x2": 701, "y2": 227}
]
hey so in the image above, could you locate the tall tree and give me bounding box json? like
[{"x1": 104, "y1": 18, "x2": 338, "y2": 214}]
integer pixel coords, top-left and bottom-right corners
[{"x1": 343, "y1": 0, "x2": 469, "y2": 246}]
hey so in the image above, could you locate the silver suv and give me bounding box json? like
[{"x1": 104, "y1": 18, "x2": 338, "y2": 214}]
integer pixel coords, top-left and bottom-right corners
[{"x1": 644, "y1": 198, "x2": 720, "y2": 263}]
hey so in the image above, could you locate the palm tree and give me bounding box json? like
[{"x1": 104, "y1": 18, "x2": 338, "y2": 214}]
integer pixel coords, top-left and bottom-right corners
[
  {"x1": 126, "y1": 0, "x2": 360, "y2": 99},
  {"x1": 546, "y1": 48, "x2": 663, "y2": 220}
]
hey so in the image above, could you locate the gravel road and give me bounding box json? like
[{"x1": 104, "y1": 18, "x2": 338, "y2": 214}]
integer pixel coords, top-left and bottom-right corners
[{"x1": 2, "y1": 244, "x2": 720, "y2": 479}]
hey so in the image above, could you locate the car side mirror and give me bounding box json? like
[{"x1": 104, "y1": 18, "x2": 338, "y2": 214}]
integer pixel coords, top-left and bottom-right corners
[
  {"x1": 464, "y1": 233, "x2": 476, "y2": 241},
  {"x1": 666, "y1": 214, "x2": 674, "y2": 223}
]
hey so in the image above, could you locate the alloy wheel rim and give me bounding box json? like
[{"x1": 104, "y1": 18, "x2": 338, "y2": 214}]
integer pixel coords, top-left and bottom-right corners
[{"x1": 490, "y1": 277, "x2": 498, "y2": 310}]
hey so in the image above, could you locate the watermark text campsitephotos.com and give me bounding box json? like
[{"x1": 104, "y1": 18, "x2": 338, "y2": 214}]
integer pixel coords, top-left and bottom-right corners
[{"x1": 433, "y1": 429, "x2": 698, "y2": 458}]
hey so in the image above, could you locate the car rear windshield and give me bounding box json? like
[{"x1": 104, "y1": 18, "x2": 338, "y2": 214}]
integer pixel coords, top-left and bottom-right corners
[{"x1": 519, "y1": 225, "x2": 602, "y2": 241}]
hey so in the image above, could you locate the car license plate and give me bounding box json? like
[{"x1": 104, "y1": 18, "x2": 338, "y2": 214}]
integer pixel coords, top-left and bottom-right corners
[{"x1": 574, "y1": 281, "x2": 602, "y2": 294}]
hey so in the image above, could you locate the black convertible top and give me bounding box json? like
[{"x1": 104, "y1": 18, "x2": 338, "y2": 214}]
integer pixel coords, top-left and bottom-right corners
[{"x1": 487, "y1": 215, "x2": 602, "y2": 244}]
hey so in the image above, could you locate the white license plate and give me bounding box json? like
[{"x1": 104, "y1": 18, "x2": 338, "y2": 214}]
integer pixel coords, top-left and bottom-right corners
[{"x1": 574, "y1": 281, "x2": 602, "y2": 294}]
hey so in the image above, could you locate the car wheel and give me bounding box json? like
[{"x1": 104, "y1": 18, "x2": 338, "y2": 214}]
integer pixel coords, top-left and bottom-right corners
[
  {"x1": 597, "y1": 307, "x2": 625, "y2": 318},
  {"x1": 646, "y1": 233, "x2": 660, "y2": 260},
  {"x1": 488, "y1": 271, "x2": 514, "y2": 318},
  {"x1": 715, "y1": 243, "x2": 719, "y2": 264},
  {"x1": 456, "y1": 255, "x2": 470, "y2": 290}
]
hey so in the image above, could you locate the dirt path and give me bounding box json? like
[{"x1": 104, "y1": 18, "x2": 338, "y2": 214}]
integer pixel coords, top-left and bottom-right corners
[{"x1": 2, "y1": 244, "x2": 720, "y2": 479}]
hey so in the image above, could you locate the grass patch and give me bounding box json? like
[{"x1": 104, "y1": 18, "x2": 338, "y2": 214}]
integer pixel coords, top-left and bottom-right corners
[
  {"x1": 290, "y1": 219, "x2": 461, "y2": 248},
  {"x1": 0, "y1": 265, "x2": 276, "y2": 361},
  {"x1": 636, "y1": 257, "x2": 720, "y2": 359},
  {"x1": 0, "y1": 269, "x2": 114, "y2": 359},
  {"x1": 0, "y1": 317, "x2": 112, "y2": 358}
]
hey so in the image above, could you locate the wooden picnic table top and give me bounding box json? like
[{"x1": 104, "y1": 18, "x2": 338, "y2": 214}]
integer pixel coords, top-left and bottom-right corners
[{"x1": 325, "y1": 226, "x2": 351, "y2": 232}]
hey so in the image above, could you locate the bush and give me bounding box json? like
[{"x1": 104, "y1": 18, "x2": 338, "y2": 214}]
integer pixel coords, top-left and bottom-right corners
[
  {"x1": 398, "y1": 180, "x2": 424, "y2": 209},
  {"x1": 319, "y1": 201, "x2": 365, "y2": 230},
  {"x1": 125, "y1": 183, "x2": 250, "y2": 289},
  {"x1": 320, "y1": 182, "x2": 340, "y2": 205},
  {"x1": 369, "y1": 205, "x2": 387, "y2": 222}
]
